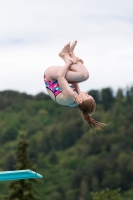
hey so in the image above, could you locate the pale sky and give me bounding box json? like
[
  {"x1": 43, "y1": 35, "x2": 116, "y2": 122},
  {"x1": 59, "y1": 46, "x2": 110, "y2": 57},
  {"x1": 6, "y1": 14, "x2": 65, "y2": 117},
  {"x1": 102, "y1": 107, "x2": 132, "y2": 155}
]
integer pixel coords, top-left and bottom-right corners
[{"x1": 0, "y1": 0, "x2": 133, "y2": 95}]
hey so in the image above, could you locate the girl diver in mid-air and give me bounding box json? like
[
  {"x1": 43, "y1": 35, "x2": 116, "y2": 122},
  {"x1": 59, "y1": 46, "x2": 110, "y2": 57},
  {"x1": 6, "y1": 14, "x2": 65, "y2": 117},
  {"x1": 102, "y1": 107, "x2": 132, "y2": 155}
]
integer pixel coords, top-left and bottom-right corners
[{"x1": 44, "y1": 41, "x2": 105, "y2": 131}]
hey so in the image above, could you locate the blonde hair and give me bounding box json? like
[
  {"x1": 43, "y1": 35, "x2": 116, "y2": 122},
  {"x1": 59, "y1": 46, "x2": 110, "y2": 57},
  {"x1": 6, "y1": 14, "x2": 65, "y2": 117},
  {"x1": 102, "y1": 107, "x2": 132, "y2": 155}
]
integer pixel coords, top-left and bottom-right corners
[{"x1": 78, "y1": 98, "x2": 106, "y2": 131}]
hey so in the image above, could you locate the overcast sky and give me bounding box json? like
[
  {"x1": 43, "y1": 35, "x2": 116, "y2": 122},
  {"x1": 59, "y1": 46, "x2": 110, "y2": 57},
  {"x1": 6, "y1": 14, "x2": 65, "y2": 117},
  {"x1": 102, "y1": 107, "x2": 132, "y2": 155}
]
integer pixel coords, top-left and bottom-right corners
[{"x1": 0, "y1": 0, "x2": 133, "y2": 95}]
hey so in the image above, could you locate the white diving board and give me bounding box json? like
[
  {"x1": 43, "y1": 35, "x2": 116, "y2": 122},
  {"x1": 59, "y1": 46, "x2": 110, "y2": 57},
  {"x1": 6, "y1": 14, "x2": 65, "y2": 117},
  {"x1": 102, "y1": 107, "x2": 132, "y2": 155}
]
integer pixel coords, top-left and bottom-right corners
[{"x1": 0, "y1": 169, "x2": 43, "y2": 182}]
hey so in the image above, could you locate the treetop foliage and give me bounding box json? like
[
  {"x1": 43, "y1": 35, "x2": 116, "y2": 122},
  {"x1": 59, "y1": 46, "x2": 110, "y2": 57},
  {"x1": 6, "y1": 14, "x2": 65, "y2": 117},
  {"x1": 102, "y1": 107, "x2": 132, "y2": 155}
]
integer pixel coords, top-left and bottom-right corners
[{"x1": 0, "y1": 86, "x2": 133, "y2": 200}]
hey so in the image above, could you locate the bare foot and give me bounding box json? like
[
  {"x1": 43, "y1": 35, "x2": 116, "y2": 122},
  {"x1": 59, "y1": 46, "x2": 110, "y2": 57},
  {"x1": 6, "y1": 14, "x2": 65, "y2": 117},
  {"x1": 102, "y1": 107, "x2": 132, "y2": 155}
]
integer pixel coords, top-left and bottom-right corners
[
  {"x1": 70, "y1": 40, "x2": 84, "y2": 64},
  {"x1": 70, "y1": 40, "x2": 77, "y2": 53},
  {"x1": 69, "y1": 40, "x2": 77, "y2": 59},
  {"x1": 59, "y1": 42, "x2": 77, "y2": 63},
  {"x1": 59, "y1": 42, "x2": 70, "y2": 59}
]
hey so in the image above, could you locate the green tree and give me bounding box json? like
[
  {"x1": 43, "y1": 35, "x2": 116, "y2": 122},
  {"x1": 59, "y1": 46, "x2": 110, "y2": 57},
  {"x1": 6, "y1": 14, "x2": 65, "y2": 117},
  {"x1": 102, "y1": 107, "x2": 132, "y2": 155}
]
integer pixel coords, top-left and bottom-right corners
[
  {"x1": 88, "y1": 90, "x2": 101, "y2": 104},
  {"x1": 91, "y1": 188, "x2": 121, "y2": 200},
  {"x1": 7, "y1": 134, "x2": 41, "y2": 200},
  {"x1": 79, "y1": 179, "x2": 89, "y2": 200},
  {"x1": 116, "y1": 88, "x2": 123, "y2": 102},
  {"x1": 0, "y1": 126, "x2": 18, "y2": 144},
  {"x1": 101, "y1": 88, "x2": 114, "y2": 110}
]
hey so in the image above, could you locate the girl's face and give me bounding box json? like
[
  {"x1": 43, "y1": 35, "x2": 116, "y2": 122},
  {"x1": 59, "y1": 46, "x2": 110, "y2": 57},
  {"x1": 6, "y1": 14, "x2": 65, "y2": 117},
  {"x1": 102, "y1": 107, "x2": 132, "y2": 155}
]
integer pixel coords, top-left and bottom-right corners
[{"x1": 75, "y1": 91, "x2": 93, "y2": 104}]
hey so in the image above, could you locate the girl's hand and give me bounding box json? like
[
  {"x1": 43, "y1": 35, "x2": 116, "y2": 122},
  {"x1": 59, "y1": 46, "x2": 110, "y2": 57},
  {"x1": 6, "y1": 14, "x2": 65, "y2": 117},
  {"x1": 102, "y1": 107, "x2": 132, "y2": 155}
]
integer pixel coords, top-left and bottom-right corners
[{"x1": 76, "y1": 57, "x2": 84, "y2": 64}]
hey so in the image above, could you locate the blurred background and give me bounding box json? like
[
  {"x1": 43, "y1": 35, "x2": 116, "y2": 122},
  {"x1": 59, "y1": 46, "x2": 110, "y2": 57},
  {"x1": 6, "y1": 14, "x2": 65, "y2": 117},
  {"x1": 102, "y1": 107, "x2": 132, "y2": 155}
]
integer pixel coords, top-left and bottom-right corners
[{"x1": 0, "y1": 1, "x2": 133, "y2": 200}]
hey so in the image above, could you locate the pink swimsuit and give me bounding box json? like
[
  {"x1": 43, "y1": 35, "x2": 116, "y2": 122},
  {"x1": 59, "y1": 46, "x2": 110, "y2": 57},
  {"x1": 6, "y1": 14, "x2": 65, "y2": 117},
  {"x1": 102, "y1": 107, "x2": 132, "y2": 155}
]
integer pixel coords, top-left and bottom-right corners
[
  {"x1": 44, "y1": 74, "x2": 78, "y2": 105},
  {"x1": 44, "y1": 74, "x2": 62, "y2": 97}
]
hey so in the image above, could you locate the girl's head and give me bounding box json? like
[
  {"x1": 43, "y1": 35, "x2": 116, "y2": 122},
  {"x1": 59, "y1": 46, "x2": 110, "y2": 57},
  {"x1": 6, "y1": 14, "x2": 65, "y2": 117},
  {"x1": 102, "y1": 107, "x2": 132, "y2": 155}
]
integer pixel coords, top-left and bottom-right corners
[{"x1": 75, "y1": 92, "x2": 106, "y2": 131}]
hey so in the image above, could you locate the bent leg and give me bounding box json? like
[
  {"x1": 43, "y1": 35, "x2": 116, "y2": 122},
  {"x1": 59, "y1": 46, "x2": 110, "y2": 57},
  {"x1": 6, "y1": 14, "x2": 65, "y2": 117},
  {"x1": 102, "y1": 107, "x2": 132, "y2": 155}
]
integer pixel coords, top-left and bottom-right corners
[
  {"x1": 44, "y1": 63, "x2": 89, "y2": 83},
  {"x1": 44, "y1": 41, "x2": 89, "y2": 83},
  {"x1": 69, "y1": 61, "x2": 89, "y2": 80},
  {"x1": 59, "y1": 41, "x2": 89, "y2": 82}
]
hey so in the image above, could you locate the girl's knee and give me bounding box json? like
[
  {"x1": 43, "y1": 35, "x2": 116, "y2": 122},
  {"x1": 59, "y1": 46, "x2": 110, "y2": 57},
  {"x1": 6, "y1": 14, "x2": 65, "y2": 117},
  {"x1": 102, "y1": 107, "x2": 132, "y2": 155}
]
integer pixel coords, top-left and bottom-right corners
[{"x1": 82, "y1": 71, "x2": 89, "y2": 81}]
